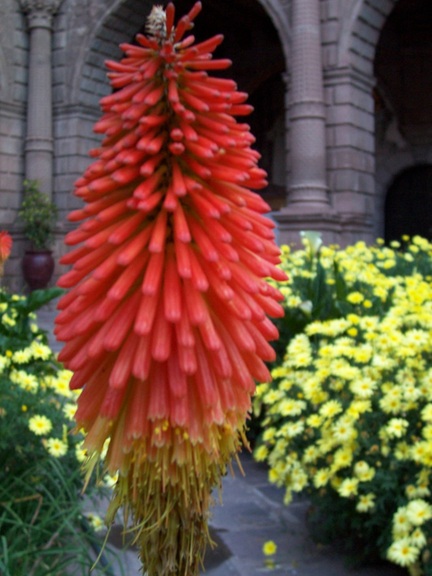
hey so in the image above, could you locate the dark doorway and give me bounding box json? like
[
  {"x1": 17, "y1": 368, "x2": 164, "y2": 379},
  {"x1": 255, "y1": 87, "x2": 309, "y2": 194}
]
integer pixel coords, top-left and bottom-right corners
[
  {"x1": 375, "y1": 0, "x2": 432, "y2": 146},
  {"x1": 385, "y1": 165, "x2": 432, "y2": 242}
]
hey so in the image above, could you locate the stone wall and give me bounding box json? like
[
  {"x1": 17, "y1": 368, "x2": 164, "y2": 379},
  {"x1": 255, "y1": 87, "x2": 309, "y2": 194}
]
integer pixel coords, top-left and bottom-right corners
[
  {"x1": 1, "y1": 0, "x2": 431, "y2": 289},
  {"x1": 0, "y1": 1, "x2": 28, "y2": 289}
]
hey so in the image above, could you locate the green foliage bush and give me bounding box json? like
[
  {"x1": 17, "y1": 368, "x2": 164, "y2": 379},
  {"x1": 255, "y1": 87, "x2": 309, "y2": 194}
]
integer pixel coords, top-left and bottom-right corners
[
  {"x1": 18, "y1": 180, "x2": 58, "y2": 250},
  {"x1": 255, "y1": 234, "x2": 432, "y2": 576},
  {"x1": 0, "y1": 288, "x2": 121, "y2": 576}
]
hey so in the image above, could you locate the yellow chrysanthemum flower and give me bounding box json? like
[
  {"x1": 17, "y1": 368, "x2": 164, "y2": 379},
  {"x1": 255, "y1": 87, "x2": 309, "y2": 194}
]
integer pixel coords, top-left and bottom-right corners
[
  {"x1": 12, "y1": 348, "x2": 32, "y2": 364},
  {"x1": 319, "y1": 400, "x2": 343, "y2": 419},
  {"x1": 421, "y1": 404, "x2": 432, "y2": 421},
  {"x1": 332, "y1": 448, "x2": 353, "y2": 470},
  {"x1": 75, "y1": 443, "x2": 87, "y2": 463},
  {"x1": 306, "y1": 414, "x2": 323, "y2": 428},
  {"x1": 291, "y1": 467, "x2": 308, "y2": 492},
  {"x1": 63, "y1": 403, "x2": 77, "y2": 420},
  {"x1": 338, "y1": 477, "x2": 359, "y2": 498},
  {"x1": 30, "y1": 341, "x2": 52, "y2": 360},
  {"x1": 350, "y1": 377, "x2": 377, "y2": 398},
  {"x1": 303, "y1": 446, "x2": 319, "y2": 463},
  {"x1": 387, "y1": 538, "x2": 419, "y2": 567},
  {"x1": 45, "y1": 438, "x2": 68, "y2": 458},
  {"x1": 332, "y1": 419, "x2": 357, "y2": 443},
  {"x1": 10, "y1": 370, "x2": 39, "y2": 393},
  {"x1": 411, "y1": 441, "x2": 432, "y2": 465},
  {"x1": 354, "y1": 461, "x2": 375, "y2": 482},
  {"x1": 347, "y1": 400, "x2": 372, "y2": 418},
  {"x1": 409, "y1": 528, "x2": 427, "y2": 548},
  {"x1": 28, "y1": 414, "x2": 52, "y2": 436},
  {"x1": 393, "y1": 508, "x2": 412, "y2": 538},
  {"x1": 254, "y1": 445, "x2": 269, "y2": 462},
  {"x1": 379, "y1": 393, "x2": 402, "y2": 414},
  {"x1": 279, "y1": 399, "x2": 306, "y2": 417},
  {"x1": 386, "y1": 418, "x2": 409, "y2": 439},
  {"x1": 356, "y1": 493, "x2": 375, "y2": 512},
  {"x1": 313, "y1": 468, "x2": 331, "y2": 488},
  {"x1": 406, "y1": 500, "x2": 432, "y2": 526},
  {"x1": 85, "y1": 513, "x2": 106, "y2": 532},
  {"x1": 346, "y1": 292, "x2": 364, "y2": 304}
]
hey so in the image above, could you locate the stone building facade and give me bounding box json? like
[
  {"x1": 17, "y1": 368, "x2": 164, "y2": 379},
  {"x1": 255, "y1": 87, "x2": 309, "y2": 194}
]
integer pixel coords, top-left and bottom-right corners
[{"x1": 1, "y1": 0, "x2": 431, "y2": 289}]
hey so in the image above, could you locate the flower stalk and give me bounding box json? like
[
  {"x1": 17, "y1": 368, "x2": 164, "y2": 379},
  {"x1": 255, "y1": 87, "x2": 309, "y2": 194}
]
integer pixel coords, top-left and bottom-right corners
[{"x1": 55, "y1": 3, "x2": 286, "y2": 574}]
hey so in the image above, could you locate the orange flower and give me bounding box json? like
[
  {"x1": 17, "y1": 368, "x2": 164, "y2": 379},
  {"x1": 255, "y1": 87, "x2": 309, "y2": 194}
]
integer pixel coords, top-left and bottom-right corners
[
  {"x1": 0, "y1": 231, "x2": 12, "y2": 275},
  {"x1": 55, "y1": 3, "x2": 286, "y2": 574}
]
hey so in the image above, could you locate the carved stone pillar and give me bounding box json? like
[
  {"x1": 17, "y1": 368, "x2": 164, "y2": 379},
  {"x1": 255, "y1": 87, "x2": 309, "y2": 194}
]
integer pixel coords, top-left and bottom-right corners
[
  {"x1": 287, "y1": 0, "x2": 329, "y2": 208},
  {"x1": 19, "y1": 0, "x2": 62, "y2": 197}
]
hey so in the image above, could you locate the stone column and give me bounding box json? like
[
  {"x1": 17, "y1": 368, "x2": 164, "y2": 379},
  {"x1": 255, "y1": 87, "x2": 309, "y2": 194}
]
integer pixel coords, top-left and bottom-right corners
[
  {"x1": 287, "y1": 0, "x2": 329, "y2": 209},
  {"x1": 19, "y1": 0, "x2": 62, "y2": 198}
]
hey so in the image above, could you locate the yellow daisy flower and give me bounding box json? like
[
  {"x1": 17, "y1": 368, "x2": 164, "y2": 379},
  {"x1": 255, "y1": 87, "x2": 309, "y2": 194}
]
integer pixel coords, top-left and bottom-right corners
[
  {"x1": 45, "y1": 438, "x2": 68, "y2": 458},
  {"x1": 387, "y1": 538, "x2": 419, "y2": 567},
  {"x1": 28, "y1": 414, "x2": 52, "y2": 436}
]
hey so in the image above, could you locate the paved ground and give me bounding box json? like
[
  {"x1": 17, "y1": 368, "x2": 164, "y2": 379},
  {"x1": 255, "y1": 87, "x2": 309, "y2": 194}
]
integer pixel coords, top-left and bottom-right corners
[
  {"x1": 82, "y1": 451, "x2": 406, "y2": 576},
  {"x1": 38, "y1": 304, "x2": 407, "y2": 576}
]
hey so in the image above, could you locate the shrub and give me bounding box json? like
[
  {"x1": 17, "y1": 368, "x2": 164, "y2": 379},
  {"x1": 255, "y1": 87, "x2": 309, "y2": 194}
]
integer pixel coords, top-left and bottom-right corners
[
  {"x1": 254, "y1": 234, "x2": 432, "y2": 576},
  {"x1": 18, "y1": 180, "x2": 58, "y2": 250},
  {"x1": 0, "y1": 287, "x2": 121, "y2": 576}
]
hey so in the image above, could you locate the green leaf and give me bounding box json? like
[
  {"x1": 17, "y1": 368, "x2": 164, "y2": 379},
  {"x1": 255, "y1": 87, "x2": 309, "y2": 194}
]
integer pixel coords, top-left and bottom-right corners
[{"x1": 25, "y1": 288, "x2": 64, "y2": 313}]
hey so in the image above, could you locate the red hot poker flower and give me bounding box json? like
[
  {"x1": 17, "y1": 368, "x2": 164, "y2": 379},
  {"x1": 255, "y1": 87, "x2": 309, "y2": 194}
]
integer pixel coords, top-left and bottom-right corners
[
  {"x1": 0, "y1": 231, "x2": 12, "y2": 263},
  {"x1": 0, "y1": 231, "x2": 12, "y2": 276},
  {"x1": 55, "y1": 3, "x2": 287, "y2": 575}
]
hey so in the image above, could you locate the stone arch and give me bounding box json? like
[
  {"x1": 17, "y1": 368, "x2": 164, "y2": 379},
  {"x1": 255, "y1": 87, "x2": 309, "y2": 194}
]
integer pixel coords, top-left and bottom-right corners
[
  {"x1": 256, "y1": 0, "x2": 290, "y2": 65},
  {"x1": 373, "y1": 0, "x2": 432, "y2": 238},
  {"x1": 79, "y1": 0, "x2": 287, "y2": 205},
  {"x1": 70, "y1": 0, "x2": 289, "y2": 111},
  {"x1": 55, "y1": 0, "x2": 287, "y2": 216},
  {"x1": 337, "y1": 0, "x2": 398, "y2": 73},
  {"x1": 252, "y1": 0, "x2": 289, "y2": 205},
  {"x1": 330, "y1": 1, "x2": 408, "y2": 243},
  {"x1": 71, "y1": 0, "x2": 154, "y2": 110}
]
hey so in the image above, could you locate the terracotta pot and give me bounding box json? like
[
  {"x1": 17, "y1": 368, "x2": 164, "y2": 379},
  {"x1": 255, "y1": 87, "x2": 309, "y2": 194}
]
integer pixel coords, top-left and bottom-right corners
[{"x1": 22, "y1": 250, "x2": 55, "y2": 290}]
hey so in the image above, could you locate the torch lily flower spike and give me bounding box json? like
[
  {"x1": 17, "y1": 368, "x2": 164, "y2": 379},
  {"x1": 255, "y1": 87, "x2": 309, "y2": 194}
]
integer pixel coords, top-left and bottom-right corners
[
  {"x1": 55, "y1": 3, "x2": 287, "y2": 574},
  {"x1": 0, "y1": 231, "x2": 12, "y2": 277}
]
